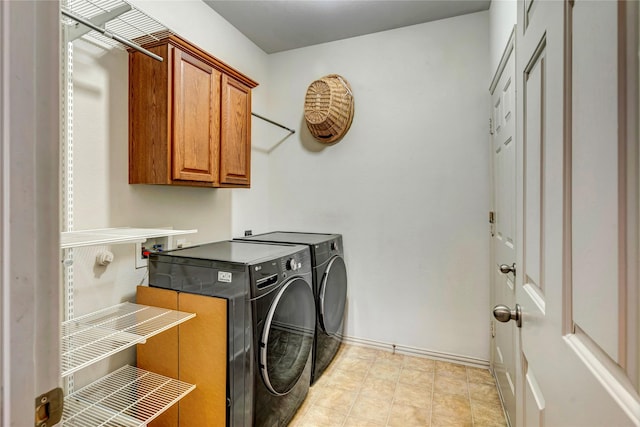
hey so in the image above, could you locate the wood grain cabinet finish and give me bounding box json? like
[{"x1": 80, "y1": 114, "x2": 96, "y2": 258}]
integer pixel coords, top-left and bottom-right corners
[
  {"x1": 129, "y1": 35, "x2": 257, "y2": 188},
  {"x1": 221, "y1": 75, "x2": 251, "y2": 186},
  {"x1": 136, "y1": 286, "x2": 227, "y2": 427}
]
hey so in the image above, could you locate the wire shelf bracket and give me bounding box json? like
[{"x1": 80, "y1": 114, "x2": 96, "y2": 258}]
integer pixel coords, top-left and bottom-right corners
[
  {"x1": 61, "y1": 0, "x2": 175, "y2": 62},
  {"x1": 66, "y1": 3, "x2": 131, "y2": 41},
  {"x1": 62, "y1": 8, "x2": 162, "y2": 61}
]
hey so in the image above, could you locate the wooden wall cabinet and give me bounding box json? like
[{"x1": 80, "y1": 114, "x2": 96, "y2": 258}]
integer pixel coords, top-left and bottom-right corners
[
  {"x1": 129, "y1": 36, "x2": 257, "y2": 188},
  {"x1": 137, "y1": 286, "x2": 228, "y2": 427}
]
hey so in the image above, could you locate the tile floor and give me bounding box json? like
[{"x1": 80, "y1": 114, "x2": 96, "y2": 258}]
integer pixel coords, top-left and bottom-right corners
[{"x1": 290, "y1": 344, "x2": 507, "y2": 427}]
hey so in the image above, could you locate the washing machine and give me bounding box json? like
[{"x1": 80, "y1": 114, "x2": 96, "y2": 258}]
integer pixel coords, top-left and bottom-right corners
[
  {"x1": 148, "y1": 240, "x2": 315, "y2": 427},
  {"x1": 238, "y1": 232, "x2": 347, "y2": 384}
]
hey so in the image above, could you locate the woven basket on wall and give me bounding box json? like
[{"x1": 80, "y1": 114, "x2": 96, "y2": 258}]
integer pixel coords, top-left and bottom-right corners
[{"x1": 304, "y1": 74, "x2": 354, "y2": 144}]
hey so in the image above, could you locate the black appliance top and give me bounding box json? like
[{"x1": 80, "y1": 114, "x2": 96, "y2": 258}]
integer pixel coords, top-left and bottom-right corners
[
  {"x1": 242, "y1": 231, "x2": 339, "y2": 245},
  {"x1": 157, "y1": 240, "x2": 305, "y2": 264}
]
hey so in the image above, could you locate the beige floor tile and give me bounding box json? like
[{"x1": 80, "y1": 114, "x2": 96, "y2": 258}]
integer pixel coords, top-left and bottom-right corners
[
  {"x1": 431, "y1": 392, "x2": 471, "y2": 421},
  {"x1": 435, "y1": 360, "x2": 468, "y2": 380},
  {"x1": 343, "y1": 416, "x2": 386, "y2": 426},
  {"x1": 433, "y1": 375, "x2": 469, "y2": 397},
  {"x1": 348, "y1": 395, "x2": 392, "y2": 424},
  {"x1": 431, "y1": 393, "x2": 471, "y2": 421},
  {"x1": 403, "y1": 356, "x2": 436, "y2": 372},
  {"x1": 469, "y1": 382, "x2": 501, "y2": 405},
  {"x1": 431, "y1": 416, "x2": 473, "y2": 427},
  {"x1": 342, "y1": 345, "x2": 381, "y2": 360},
  {"x1": 360, "y1": 375, "x2": 397, "y2": 400},
  {"x1": 471, "y1": 399, "x2": 507, "y2": 427},
  {"x1": 313, "y1": 368, "x2": 336, "y2": 389},
  {"x1": 399, "y1": 366, "x2": 434, "y2": 387},
  {"x1": 368, "y1": 358, "x2": 402, "y2": 381},
  {"x1": 467, "y1": 367, "x2": 495, "y2": 385},
  {"x1": 297, "y1": 345, "x2": 505, "y2": 427},
  {"x1": 387, "y1": 402, "x2": 430, "y2": 426},
  {"x1": 328, "y1": 367, "x2": 367, "y2": 391},
  {"x1": 313, "y1": 386, "x2": 358, "y2": 415},
  {"x1": 297, "y1": 404, "x2": 347, "y2": 427},
  {"x1": 375, "y1": 350, "x2": 406, "y2": 363},
  {"x1": 335, "y1": 354, "x2": 374, "y2": 374},
  {"x1": 373, "y1": 357, "x2": 404, "y2": 369},
  {"x1": 394, "y1": 382, "x2": 432, "y2": 409}
]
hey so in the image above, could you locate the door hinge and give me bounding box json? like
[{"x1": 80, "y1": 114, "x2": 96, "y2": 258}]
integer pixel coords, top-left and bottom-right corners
[
  {"x1": 491, "y1": 321, "x2": 496, "y2": 338},
  {"x1": 489, "y1": 211, "x2": 495, "y2": 224},
  {"x1": 35, "y1": 387, "x2": 63, "y2": 427},
  {"x1": 489, "y1": 118, "x2": 494, "y2": 135}
]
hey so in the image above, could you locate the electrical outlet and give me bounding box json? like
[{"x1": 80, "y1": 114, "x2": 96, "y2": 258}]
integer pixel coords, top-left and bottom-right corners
[{"x1": 244, "y1": 229, "x2": 252, "y2": 236}]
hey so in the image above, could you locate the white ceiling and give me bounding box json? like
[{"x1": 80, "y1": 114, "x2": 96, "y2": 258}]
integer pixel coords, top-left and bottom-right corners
[{"x1": 203, "y1": 1, "x2": 491, "y2": 54}]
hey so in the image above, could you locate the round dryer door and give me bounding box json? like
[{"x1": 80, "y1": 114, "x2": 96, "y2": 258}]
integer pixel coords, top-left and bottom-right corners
[
  {"x1": 319, "y1": 256, "x2": 348, "y2": 336},
  {"x1": 260, "y1": 277, "x2": 315, "y2": 396}
]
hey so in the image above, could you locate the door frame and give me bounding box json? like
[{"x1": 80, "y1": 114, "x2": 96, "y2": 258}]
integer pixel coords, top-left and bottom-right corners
[{"x1": 1, "y1": 1, "x2": 60, "y2": 425}]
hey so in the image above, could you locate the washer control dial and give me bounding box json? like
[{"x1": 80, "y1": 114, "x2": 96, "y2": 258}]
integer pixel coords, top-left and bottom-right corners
[{"x1": 286, "y1": 258, "x2": 298, "y2": 271}]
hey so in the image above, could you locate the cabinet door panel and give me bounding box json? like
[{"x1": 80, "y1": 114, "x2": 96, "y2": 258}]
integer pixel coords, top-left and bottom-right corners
[
  {"x1": 178, "y1": 293, "x2": 227, "y2": 427},
  {"x1": 129, "y1": 44, "x2": 171, "y2": 184},
  {"x1": 172, "y1": 49, "x2": 221, "y2": 183},
  {"x1": 221, "y1": 75, "x2": 251, "y2": 186},
  {"x1": 136, "y1": 286, "x2": 179, "y2": 427}
]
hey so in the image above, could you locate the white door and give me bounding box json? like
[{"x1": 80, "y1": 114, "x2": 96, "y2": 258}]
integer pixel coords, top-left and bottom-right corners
[
  {"x1": 489, "y1": 30, "x2": 517, "y2": 427},
  {"x1": 507, "y1": 0, "x2": 640, "y2": 425},
  {"x1": 1, "y1": 1, "x2": 61, "y2": 426}
]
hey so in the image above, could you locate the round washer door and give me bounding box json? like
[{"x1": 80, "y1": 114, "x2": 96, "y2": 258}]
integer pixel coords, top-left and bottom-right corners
[
  {"x1": 319, "y1": 255, "x2": 348, "y2": 336},
  {"x1": 260, "y1": 277, "x2": 315, "y2": 395}
]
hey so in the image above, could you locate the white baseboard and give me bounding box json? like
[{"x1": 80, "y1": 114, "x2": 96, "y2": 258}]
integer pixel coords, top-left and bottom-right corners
[{"x1": 341, "y1": 335, "x2": 490, "y2": 369}]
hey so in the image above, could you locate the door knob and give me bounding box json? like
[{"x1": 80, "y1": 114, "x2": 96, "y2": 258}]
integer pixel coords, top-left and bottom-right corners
[
  {"x1": 499, "y1": 263, "x2": 516, "y2": 276},
  {"x1": 493, "y1": 304, "x2": 522, "y2": 328}
]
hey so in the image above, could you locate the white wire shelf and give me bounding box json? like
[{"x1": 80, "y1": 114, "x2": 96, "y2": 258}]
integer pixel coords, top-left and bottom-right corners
[
  {"x1": 61, "y1": 227, "x2": 197, "y2": 249},
  {"x1": 63, "y1": 0, "x2": 173, "y2": 51},
  {"x1": 62, "y1": 302, "x2": 195, "y2": 377},
  {"x1": 61, "y1": 365, "x2": 195, "y2": 426}
]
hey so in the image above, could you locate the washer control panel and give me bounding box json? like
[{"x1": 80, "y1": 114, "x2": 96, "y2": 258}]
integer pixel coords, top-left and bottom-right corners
[{"x1": 251, "y1": 247, "x2": 310, "y2": 295}]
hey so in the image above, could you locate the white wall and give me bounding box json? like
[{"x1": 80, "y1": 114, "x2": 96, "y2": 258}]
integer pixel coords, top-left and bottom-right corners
[
  {"x1": 266, "y1": 12, "x2": 491, "y2": 360},
  {"x1": 489, "y1": 0, "x2": 517, "y2": 77}
]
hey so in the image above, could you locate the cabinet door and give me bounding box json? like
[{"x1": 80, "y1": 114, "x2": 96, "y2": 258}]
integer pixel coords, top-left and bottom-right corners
[
  {"x1": 221, "y1": 75, "x2": 251, "y2": 186},
  {"x1": 136, "y1": 286, "x2": 179, "y2": 427},
  {"x1": 172, "y1": 48, "x2": 221, "y2": 184},
  {"x1": 178, "y1": 293, "x2": 227, "y2": 427}
]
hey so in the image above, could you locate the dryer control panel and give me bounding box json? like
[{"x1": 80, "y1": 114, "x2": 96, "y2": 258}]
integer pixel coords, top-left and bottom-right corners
[{"x1": 314, "y1": 236, "x2": 344, "y2": 266}]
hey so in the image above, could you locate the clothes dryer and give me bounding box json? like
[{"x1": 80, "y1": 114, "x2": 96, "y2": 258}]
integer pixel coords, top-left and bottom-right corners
[
  {"x1": 238, "y1": 232, "x2": 347, "y2": 384},
  {"x1": 149, "y1": 240, "x2": 314, "y2": 426}
]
